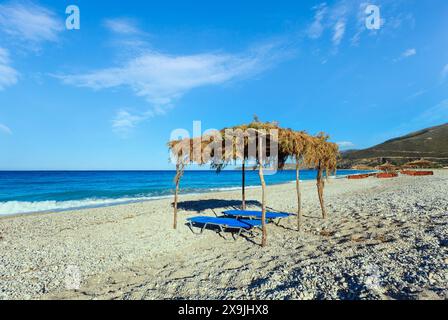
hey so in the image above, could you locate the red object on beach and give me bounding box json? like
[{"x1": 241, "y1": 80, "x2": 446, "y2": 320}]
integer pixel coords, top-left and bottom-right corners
[
  {"x1": 348, "y1": 174, "x2": 370, "y2": 180},
  {"x1": 376, "y1": 172, "x2": 398, "y2": 179},
  {"x1": 400, "y1": 170, "x2": 434, "y2": 176}
]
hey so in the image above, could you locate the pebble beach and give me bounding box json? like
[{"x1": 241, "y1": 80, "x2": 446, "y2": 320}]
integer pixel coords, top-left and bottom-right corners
[{"x1": 0, "y1": 170, "x2": 447, "y2": 300}]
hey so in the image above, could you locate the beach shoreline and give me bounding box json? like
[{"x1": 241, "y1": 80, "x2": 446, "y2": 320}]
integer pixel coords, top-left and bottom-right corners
[
  {"x1": 0, "y1": 170, "x2": 447, "y2": 300},
  {"x1": 0, "y1": 169, "x2": 365, "y2": 218}
]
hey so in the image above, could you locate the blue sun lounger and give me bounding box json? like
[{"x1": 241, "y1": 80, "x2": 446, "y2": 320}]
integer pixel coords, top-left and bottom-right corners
[
  {"x1": 186, "y1": 216, "x2": 262, "y2": 239},
  {"x1": 222, "y1": 210, "x2": 291, "y2": 221}
]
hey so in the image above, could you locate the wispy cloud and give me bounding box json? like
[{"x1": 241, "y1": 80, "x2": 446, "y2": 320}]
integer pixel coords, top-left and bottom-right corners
[
  {"x1": 112, "y1": 109, "x2": 153, "y2": 136},
  {"x1": 308, "y1": 1, "x2": 414, "y2": 50},
  {"x1": 329, "y1": 1, "x2": 349, "y2": 48},
  {"x1": 57, "y1": 41, "x2": 289, "y2": 111},
  {"x1": 332, "y1": 20, "x2": 346, "y2": 46},
  {"x1": 307, "y1": 1, "x2": 350, "y2": 49},
  {"x1": 417, "y1": 99, "x2": 448, "y2": 124},
  {"x1": 385, "y1": 12, "x2": 415, "y2": 30},
  {"x1": 0, "y1": 48, "x2": 19, "y2": 90},
  {"x1": 103, "y1": 18, "x2": 151, "y2": 56},
  {"x1": 441, "y1": 64, "x2": 448, "y2": 80},
  {"x1": 307, "y1": 3, "x2": 327, "y2": 39},
  {"x1": 393, "y1": 48, "x2": 417, "y2": 62},
  {"x1": 350, "y1": 2, "x2": 369, "y2": 46},
  {"x1": 406, "y1": 89, "x2": 427, "y2": 100},
  {"x1": 337, "y1": 141, "x2": 355, "y2": 149},
  {"x1": 402, "y1": 48, "x2": 416, "y2": 58},
  {"x1": 0, "y1": 123, "x2": 12, "y2": 135},
  {"x1": 0, "y1": 1, "x2": 62, "y2": 46},
  {"x1": 379, "y1": 99, "x2": 448, "y2": 143},
  {"x1": 0, "y1": 1, "x2": 62, "y2": 88},
  {"x1": 103, "y1": 18, "x2": 141, "y2": 35}
]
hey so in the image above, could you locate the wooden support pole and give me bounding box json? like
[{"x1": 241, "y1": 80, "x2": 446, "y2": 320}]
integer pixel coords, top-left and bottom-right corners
[
  {"x1": 242, "y1": 162, "x2": 246, "y2": 210},
  {"x1": 258, "y1": 136, "x2": 267, "y2": 247},
  {"x1": 296, "y1": 159, "x2": 302, "y2": 231}
]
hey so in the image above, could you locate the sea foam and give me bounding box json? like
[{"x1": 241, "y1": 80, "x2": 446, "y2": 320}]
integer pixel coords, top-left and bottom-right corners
[{"x1": 0, "y1": 196, "x2": 170, "y2": 216}]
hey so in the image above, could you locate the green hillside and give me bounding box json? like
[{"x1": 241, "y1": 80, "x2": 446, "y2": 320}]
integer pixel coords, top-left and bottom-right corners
[{"x1": 340, "y1": 123, "x2": 448, "y2": 168}]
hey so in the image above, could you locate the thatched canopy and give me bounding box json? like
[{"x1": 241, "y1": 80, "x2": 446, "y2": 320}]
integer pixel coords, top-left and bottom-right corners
[
  {"x1": 278, "y1": 130, "x2": 311, "y2": 161},
  {"x1": 168, "y1": 121, "x2": 294, "y2": 170},
  {"x1": 167, "y1": 119, "x2": 340, "y2": 244},
  {"x1": 376, "y1": 162, "x2": 398, "y2": 172},
  {"x1": 168, "y1": 122, "x2": 339, "y2": 173},
  {"x1": 305, "y1": 133, "x2": 339, "y2": 173},
  {"x1": 403, "y1": 159, "x2": 435, "y2": 169}
]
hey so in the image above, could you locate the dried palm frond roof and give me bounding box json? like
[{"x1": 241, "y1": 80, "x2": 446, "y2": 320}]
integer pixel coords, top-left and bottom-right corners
[
  {"x1": 305, "y1": 133, "x2": 339, "y2": 172},
  {"x1": 403, "y1": 159, "x2": 435, "y2": 168},
  {"x1": 168, "y1": 120, "x2": 291, "y2": 167},
  {"x1": 168, "y1": 135, "x2": 212, "y2": 165},
  {"x1": 376, "y1": 162, "x2": 398, "y2": 171},
  {"x1": 168, "y1": 121, "x2": 340, "y2": 171},
  {"x1": 278, "y1": 130, "x2": 311, "y2": 158}
]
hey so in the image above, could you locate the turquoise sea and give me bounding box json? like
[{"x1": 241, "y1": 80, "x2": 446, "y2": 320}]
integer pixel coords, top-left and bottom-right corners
[{"x1": 0, "y1": 170, "x2": 371, "y2": 215}]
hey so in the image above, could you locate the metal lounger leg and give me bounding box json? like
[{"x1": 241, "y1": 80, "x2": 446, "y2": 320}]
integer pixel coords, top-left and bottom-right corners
[
  {"x1": 188, "y1": 221, "x2": 208, "y2": 235},
  {"x1": 201, "y1": 223, "x2": 208, "y2": 234},
  {"x1": 188, "y1": 221, "x2": 195, "y2": 234},
  {"x1": 236, "y1": 227, "x2": 243, "y2": 240},
  {"x1": 231, "y1": 227, "x2": 244, "y2": 241},
  {"x1": 218, "y1": 225, "x2": 230, "y2": 240}
]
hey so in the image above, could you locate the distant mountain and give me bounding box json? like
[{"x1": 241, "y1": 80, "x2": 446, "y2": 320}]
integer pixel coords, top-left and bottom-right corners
[{"x1": 340, "y1": 123, "x2": 448, "y2": 168}]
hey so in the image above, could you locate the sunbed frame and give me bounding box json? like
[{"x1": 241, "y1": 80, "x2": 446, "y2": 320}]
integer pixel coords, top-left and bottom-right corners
[{"x1": 187, "y1": 218, "x2": 261, "y2": 240}]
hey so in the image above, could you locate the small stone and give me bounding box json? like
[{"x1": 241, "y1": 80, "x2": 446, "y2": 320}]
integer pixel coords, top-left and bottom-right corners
[{"x1": 299, "y1": 291, "x2": 314, "y2": 300}]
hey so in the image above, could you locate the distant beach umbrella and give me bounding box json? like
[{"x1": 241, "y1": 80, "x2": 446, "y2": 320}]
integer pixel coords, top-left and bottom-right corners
[
  {"x1": 403, "y1": 159, "x2": 435, "y2": 169},
  {"x1": 376, "y1": 162, "x2": 398, "y2": 173}
]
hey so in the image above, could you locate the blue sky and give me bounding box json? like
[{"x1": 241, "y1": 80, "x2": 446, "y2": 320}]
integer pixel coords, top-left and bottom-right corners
[{"x1": 0, "y1": 0, "x2": 447, "y2": 170}]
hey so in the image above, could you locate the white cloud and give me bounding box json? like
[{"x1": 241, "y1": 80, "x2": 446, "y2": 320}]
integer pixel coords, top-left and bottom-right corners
[
  {"x1": 350, "y1": 2, "x2": 368, "y2": 46},
  {"x1": 350, "y1": 30, "x2": 362, "y2": 46},
  {"x1": 112, "y1": 110, "x2": 149, "y2": 135},
  {"x1": 307, "y1": 3, "x2": 327, "y2": 39},
  {"x1": 0, "y1": 123, "x2": 12, "y2": 135},
  {"x1": 402, "y1": 48, "x2": 416, "y2": 58},
  {"x1": 418, "y1": 99, "x2": 448, "y2": 124},
  {"x1": 0, "y1": 2, "x2": 61, "y2": 88},
  {"x1": 0, "y1": 48, "x2": 19, "y2": 90},
  {"x1": 332, "y1": 20, "x2": 346, "y2": 46},
  {"x1": 309, "y1": 1, "x2": 414, "y2": 49},
  {"x1": 307, "y1": 1, "x2": 348, "y2": 47},
  {"x1": 406, "y1": 89, "x2": 427, "y2": 100},
  {"x1": 384, "y1": 99, "x2": 448, "y2": 141},
  {"x1": 337, "y1": 141, "x2": 355, "y2": 149},
  {"x1": 393, "y1": 48, "x2": 417, "y2": 62},
  {"x1": 0, "y1": 1, "x2": 62, "y2": 45},
  {"x1": 442, "y1": 64, "x2": 448, "y2": 80},
  {"x1": 103, "y1": 18, "x2": 141, "y2": 35},
  {"x1": 385, "y1": 12, "x2": 415, "y2": 30},
  {"x1": 57, "y1": 41, "x2": 288, "y2": 110}
]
